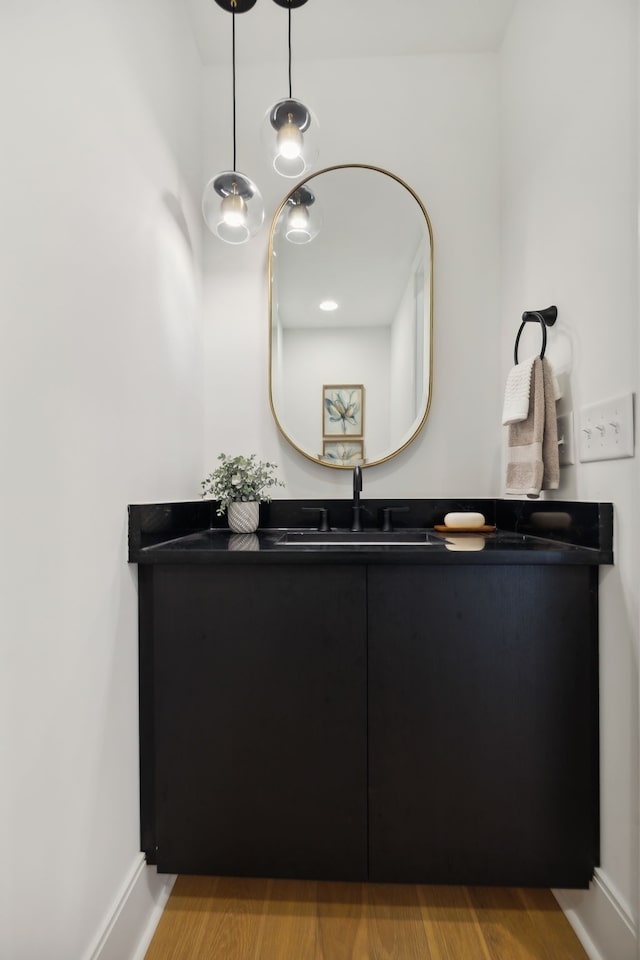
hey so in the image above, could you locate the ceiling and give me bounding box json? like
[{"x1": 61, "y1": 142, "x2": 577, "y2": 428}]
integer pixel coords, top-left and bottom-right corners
[{"x1": 186, "y1": 0, "x2": 517, "y2": 66}]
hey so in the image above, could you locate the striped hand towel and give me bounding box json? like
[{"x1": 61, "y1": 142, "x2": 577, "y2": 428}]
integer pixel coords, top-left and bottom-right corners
[{"x1": 505, "y1": 358, "x2": 559, "y2": 498}]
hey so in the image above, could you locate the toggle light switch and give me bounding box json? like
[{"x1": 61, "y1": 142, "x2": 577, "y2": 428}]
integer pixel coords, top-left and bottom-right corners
[{"x1": 578, "y1": 393, "x2": 635, "y2": 462}]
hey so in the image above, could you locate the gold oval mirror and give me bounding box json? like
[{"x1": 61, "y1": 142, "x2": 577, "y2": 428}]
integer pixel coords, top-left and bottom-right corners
[{"x1": 269, "y1": 164, "x2": 433, "y2": 468}]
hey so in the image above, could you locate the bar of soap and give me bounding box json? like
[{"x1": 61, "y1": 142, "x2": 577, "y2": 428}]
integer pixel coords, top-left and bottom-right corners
[{"x1": 444, "y1": 512, "x2": 485, "y2": 529}]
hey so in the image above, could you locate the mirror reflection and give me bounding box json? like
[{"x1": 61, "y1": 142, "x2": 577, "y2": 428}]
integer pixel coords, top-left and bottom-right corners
[{"x1": 269, "y1": 164, "x2": 433, "y2": 468}]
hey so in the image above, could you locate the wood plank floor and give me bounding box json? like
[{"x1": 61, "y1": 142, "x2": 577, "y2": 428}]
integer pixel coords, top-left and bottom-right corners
[{"x1": 144, "y1": 877, "x2": 589, "y2": 960}]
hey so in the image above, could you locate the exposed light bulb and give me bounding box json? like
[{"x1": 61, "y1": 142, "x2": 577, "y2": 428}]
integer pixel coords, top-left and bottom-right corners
[
  {"x1": 287, "y1": 204, "x2": 309, "y2": 231},
  {"x1": 277, "y1": 115, "x2": 303, "y2": 160},
  {"x1": 221, "y1": 188, "x2": 248, "y2": 228},
  {"x1": 285, "y1": 203, "x2": 313, "y2": 244}
]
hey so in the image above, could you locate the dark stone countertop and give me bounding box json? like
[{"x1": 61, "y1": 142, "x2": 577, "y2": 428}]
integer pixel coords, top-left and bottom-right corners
[{"x1": 128, "y1": 498, "x2": 613, "y2": 566}]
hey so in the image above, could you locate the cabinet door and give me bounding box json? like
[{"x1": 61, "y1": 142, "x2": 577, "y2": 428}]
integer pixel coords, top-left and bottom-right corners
[
  {"x1": 368, "y1": 565, "x2": 598, "y2": 887},
  {"x1": 151, "y1": 563, "x2": 367, "y2": 880}
]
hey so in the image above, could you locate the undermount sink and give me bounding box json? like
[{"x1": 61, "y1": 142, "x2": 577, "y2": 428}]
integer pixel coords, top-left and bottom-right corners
[{"x1": 276, "y1": 530, "x2": 441, "y2": 547}]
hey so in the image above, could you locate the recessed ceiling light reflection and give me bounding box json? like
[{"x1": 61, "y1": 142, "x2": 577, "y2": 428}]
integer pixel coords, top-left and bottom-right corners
[{"x1": 319, "y1": 300, "x2": 338, "y2": 312}]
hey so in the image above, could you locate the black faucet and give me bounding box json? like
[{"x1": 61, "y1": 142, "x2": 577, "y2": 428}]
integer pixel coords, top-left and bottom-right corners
[
  {"x1": 302, "y1": 506, "x2": 330, "y2": 531},
  {"x1": 351, "y1": 465, "x2": 363, "y2": 532}
]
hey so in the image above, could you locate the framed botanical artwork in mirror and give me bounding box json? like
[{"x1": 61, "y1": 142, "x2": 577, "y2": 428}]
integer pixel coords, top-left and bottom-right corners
[{"x1": 323, "y1": 384, "x2": 364, "y2": 437}]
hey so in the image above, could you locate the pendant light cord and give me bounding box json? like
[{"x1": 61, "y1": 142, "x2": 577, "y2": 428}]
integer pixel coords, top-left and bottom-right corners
[
  {"x1": 288, "y1": 2, "x2": 292, "y2": 98},
  {"x1": 232, "y1": 9, "x2": 237, "y2": 171}
]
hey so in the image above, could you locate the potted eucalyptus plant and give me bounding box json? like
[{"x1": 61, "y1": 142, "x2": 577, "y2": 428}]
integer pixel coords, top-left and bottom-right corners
[{"x1": 201, "y1": 453, "x2": 285, "y2": 533}]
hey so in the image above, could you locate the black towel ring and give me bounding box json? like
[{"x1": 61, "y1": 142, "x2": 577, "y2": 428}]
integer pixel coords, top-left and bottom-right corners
[{"x1": 514, "y1": 305, "x2": 558, "y2": 364}]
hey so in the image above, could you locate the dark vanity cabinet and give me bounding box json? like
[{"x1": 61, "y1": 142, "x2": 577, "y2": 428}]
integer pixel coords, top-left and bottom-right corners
[
  {"x1": 367, "y1": 564, "x2": 598, "y2": 888},
  {"x1": 139, "y1": 555, "x2": 600, "y2": 888},
  {"x1": 143, "y1": 564, "x2": 368, "y2": 879}
]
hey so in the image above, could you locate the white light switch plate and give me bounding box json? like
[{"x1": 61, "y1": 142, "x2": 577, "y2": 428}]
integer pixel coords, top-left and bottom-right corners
[
  {"x1": 557, "y1": 412, "x2": 575, "y2": 466},
  {"x1": 578, "y1": 393, "x2": 635, "y2": 462}
]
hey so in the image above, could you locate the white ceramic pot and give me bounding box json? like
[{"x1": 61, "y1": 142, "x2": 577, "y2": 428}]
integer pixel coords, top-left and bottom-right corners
[{"x1": 227, "y1": 500, "x2": 259, "y2": 534}]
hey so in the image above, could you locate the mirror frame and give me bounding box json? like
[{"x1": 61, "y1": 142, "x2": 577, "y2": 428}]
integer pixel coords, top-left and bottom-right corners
[{"x1": 268, "y1": 163, "x2": 434, "y2": 469}]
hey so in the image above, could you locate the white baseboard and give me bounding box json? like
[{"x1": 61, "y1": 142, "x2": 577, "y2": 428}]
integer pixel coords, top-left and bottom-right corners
[
  {"x1": 553, "y1": 869, "x2": 637, "y2": 960},
  {"x1": 83, "y1": 854, "x2": 176, "y2": 960}
]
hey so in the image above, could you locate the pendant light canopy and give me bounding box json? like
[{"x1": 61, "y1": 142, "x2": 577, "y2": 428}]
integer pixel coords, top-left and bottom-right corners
[
  {"x1": 263, "y1": 0, "x2": 319, "y2": 179},
  {"x1": 202, "y1": 0, "x2": 264, "y2": 244}
]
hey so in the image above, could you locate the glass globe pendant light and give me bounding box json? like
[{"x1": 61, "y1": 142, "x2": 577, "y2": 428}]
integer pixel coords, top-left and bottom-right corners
[
  {"x1": 284, "y1": 186, "x2": 321, "y2": 244},
  {"x1": 263, "y1": 0, "x2": 319, "y2": 179},
  {"x1": 202, "y1": 0, "x2": 264, "y2": 244}
]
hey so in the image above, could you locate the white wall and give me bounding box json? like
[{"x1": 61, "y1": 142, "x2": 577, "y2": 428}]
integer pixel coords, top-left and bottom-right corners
[
  {"x1": 0, "y1": 2, "x2": 203, "y2": 958},
  {"x1": 501, "y1": 3, "x2": 639, "y2": 958},
  {"x1": 202, "y1": 52, "x2": 502, "y2": 498}
]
